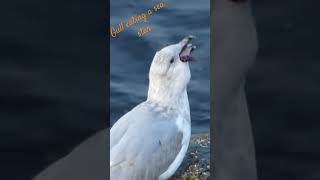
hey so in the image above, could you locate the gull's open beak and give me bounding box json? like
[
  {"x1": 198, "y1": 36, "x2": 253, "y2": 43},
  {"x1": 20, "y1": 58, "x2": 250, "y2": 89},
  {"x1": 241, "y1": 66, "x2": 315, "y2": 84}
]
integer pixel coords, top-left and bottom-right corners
[{"x1": 179, "y1": 35, "x2": 196, "y2": 62}]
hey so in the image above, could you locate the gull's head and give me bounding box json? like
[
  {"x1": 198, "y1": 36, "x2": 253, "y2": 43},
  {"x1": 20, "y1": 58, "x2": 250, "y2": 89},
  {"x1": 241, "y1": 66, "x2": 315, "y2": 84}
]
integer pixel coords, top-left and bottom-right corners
[{"x1": 147, "y1": 36, "x2": 196, "y2": 104}]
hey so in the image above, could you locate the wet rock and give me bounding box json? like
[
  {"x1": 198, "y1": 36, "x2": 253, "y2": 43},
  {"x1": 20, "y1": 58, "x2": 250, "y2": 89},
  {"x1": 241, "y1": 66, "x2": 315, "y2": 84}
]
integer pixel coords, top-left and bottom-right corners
[{"x1": 171, "y1": 133, "x2": 210, "y2": 180}]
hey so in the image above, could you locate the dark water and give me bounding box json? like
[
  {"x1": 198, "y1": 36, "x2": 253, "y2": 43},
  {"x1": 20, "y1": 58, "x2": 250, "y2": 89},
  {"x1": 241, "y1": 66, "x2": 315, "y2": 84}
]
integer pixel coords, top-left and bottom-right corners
[
  {"x1": 250, "y1": 1, "x2": 320, "y2": 179},
  {"x1": 110, "y1": 0, "x2": 210, "y2": 133}
]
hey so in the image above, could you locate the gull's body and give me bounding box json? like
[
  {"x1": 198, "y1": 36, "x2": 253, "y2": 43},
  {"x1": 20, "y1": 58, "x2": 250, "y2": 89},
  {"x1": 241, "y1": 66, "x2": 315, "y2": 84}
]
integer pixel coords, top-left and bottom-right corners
[
  {"x1": 111, "y1": 36, "x2": 196, "y2": 180},
  {"x1": 110, "y1": 101, "x2": 190, "y2": 180}
]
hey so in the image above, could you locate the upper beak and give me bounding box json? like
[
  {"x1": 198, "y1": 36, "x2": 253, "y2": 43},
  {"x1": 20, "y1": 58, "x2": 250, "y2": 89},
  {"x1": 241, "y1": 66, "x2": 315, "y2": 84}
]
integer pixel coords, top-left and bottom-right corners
[{"x1": 179, "y1": 35, "x2": 195, "y2": 48}]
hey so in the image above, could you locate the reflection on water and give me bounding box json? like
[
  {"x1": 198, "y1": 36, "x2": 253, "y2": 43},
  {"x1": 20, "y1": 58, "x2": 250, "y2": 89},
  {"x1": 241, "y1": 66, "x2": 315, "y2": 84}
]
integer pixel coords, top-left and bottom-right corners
[{"x1": 110, "y1": 0, "x2": 210, "y2": 133}]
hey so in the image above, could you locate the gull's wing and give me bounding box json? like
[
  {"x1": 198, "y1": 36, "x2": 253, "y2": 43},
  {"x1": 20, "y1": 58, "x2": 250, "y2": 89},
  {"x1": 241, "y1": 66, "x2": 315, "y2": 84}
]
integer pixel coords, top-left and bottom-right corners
[
  {"x1": 110, "y1": 108, "x2": 131, "y2": 148},
  {"x1": 110, "y1": 103, "x2": 187, "y2": 180}
]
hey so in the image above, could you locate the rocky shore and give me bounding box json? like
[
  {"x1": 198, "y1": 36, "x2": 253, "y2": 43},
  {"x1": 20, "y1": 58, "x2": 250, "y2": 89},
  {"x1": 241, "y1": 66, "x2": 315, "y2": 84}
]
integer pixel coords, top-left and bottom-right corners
[{"x1": 171, "y1": 133, "x2": 210, "y2": 180}]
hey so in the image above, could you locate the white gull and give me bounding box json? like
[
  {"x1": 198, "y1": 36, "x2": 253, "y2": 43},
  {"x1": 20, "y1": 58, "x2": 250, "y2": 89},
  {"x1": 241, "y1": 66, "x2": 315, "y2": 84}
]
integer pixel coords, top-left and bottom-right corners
[{"x1": 110, "y1": 36, "x2": 196, "y2": 180}]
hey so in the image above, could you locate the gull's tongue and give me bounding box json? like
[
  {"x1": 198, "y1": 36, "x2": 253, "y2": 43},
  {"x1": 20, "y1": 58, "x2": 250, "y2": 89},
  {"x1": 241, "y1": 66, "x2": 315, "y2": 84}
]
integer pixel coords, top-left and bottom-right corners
[
  {"x1": 180, "y1": 44, "x2": 193, "y2": 62},
  {"x1": 180, "y1": 47, "x2": 192, "y2": 57}
]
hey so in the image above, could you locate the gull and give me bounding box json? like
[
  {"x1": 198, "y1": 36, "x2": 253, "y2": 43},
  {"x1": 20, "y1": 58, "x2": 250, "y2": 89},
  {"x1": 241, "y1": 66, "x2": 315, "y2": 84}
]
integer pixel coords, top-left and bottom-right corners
[{"x1": 110, "y1": 36, "x2": 196, "y2": 180}]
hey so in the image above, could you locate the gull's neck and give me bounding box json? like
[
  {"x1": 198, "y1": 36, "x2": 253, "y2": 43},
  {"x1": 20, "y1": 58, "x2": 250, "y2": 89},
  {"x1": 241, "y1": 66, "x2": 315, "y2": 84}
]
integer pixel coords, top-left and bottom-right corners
[{"x1": 146, "y1": 84, "x2": 190, "y2": 116}]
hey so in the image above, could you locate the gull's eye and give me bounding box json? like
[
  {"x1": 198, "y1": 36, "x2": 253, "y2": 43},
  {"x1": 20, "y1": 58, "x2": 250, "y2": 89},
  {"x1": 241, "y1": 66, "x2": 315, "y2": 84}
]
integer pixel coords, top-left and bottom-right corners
[{"x1": 170, "y1": 58, "x2": 174, "y2": 64}]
